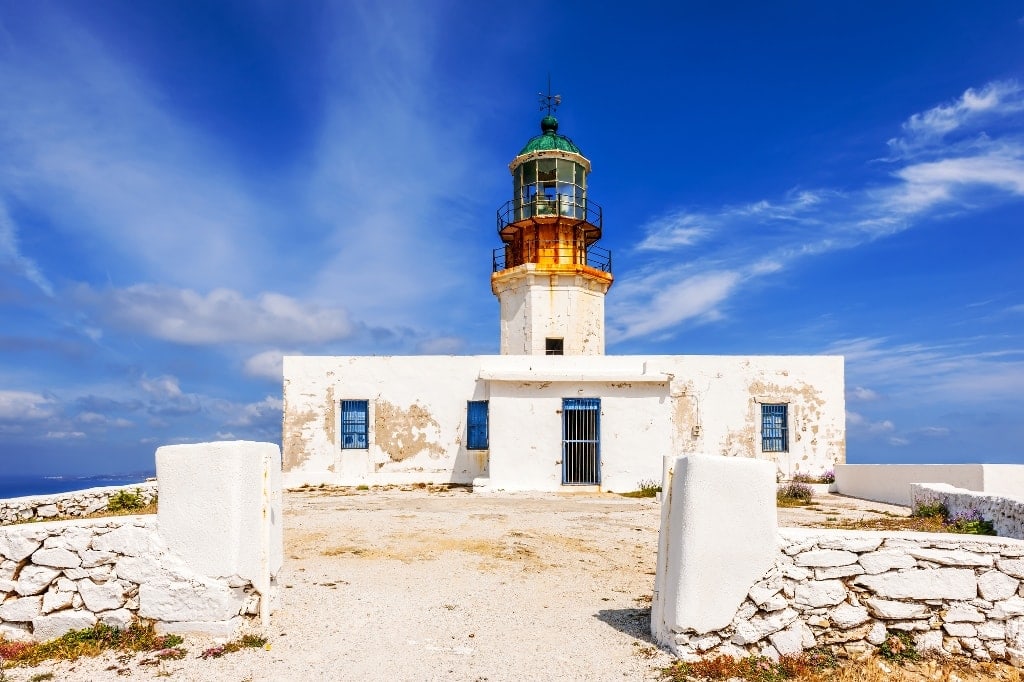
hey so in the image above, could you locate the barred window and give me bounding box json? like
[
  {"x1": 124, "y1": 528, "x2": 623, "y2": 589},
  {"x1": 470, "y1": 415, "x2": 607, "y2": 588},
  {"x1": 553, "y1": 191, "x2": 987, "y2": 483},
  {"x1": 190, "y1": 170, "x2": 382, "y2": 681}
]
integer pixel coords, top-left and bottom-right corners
[
  {"x1": 340, "y1": 400, "x2": 369, "y2": 449},
  {"x1": 761, "y1": 404, "x2": 789, "y2": 453}
]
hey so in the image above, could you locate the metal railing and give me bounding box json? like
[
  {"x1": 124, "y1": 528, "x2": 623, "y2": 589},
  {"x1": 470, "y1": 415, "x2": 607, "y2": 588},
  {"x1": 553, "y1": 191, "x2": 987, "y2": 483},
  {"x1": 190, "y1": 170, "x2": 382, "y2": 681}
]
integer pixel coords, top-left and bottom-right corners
[
  {"x1": 497, "y1": 194, "x2": 602, "y2": 233},
  {"x1": 492, "y1": 240, "x2": 612, "y2": 273}
]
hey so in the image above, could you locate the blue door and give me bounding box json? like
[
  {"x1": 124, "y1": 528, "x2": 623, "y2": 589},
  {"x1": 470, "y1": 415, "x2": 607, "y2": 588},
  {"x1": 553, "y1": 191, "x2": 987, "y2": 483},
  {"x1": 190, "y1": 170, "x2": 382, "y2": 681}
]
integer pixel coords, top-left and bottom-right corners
[{"x1": 562, "y1": 398, "x2": 600, "y2": 485}]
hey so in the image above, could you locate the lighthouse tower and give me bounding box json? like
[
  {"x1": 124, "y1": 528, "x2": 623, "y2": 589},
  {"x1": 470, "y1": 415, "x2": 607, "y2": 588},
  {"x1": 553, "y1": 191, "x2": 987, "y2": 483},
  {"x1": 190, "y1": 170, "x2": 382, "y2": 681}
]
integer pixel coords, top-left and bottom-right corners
[{"x1": 491, "y1": 102, "x2": 613, "y2": 356}]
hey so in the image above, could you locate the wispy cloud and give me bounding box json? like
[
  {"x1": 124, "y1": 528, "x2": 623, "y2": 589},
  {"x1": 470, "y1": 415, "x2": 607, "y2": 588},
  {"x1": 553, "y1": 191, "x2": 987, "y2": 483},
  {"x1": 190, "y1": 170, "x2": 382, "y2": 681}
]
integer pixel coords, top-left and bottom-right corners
[
  {"x1": 888, "y1": 80, "x2": 1024, "y2": 155},
  {"x1": 610, "y1": 80, "x2": 1024, "y2": 342},
  {"x1": 0, "y1": 390, "x2": 56, "y2": 421},
  {"x1": 75, "y1": 285, "x2": 353, "y2": 345},
  {"x1": 0, "y1": 201, "x2": 53, "y2": 296}
]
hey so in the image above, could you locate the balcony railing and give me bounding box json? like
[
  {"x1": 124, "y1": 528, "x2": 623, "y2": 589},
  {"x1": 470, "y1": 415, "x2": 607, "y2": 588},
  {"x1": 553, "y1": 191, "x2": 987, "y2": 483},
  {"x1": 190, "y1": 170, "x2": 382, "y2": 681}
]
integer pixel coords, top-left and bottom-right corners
[
  {"x1": 497, "y1": 194, "x2": 602, "y2": 233},
  {"x1": 492, "y1": 241, "x2": 612, "y2": 273}
]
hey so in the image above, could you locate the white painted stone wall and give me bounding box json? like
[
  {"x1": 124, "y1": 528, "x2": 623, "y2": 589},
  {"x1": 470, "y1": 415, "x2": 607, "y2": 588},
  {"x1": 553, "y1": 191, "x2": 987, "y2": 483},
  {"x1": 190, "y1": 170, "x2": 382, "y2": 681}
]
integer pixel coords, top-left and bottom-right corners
[
  {"x1": 493, "y1": 266, "x2": 609, "y2": 355},
  {"x1": 835, "y1": 464, "x2": 1024, "y2": 506},
  {"x1": 0, "y1": 441, "x2": 282, "y2": 641},
  {"x1": 0, "y1": 483, "x2": 157, "y2": 525},
  {"x1": 654, "y1": 457, "x2": 1024, "y2": 666},
  {"x1": 283, "y1": 354, "x2": 845, "y2": 490},
  {"x1": 911, "y1": 483, "x2": 1024, "y2": 541}
]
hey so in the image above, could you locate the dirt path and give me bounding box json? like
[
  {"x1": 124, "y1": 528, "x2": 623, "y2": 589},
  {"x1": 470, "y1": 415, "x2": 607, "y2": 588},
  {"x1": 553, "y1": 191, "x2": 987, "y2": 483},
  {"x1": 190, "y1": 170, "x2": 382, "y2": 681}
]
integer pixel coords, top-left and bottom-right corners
[{"x1": 6, "y1": 488, "x2": 910, "y2": 681}]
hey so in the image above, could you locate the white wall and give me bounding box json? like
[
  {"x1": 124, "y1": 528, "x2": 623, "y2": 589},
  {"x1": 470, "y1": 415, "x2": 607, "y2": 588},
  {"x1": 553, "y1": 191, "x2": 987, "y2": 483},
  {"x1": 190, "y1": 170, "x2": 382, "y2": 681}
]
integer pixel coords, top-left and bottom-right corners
[
  {"x1": 157, "y1": 441, "x2": 282, "y2": 626},
  {"x1": 283, "y1": 354, "x2": 845, "y2": 491},
  {"x1": 835, "y1": 464, "x2": 1024, "y2": 506},
  {"x1": 652, "y1": 455, "x2": 777, "y2": 642},
  {"x1": 493, "y1": 266, "x2": 609, "y2": 355},
  {"x1": 0, "y1": 441, "x2": 283, "y2": 641}
]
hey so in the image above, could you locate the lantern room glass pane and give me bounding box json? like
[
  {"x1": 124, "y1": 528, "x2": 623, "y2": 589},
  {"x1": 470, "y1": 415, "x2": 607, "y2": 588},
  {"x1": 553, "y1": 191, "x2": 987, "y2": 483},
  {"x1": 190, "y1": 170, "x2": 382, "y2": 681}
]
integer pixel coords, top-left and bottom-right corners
[
  {"x1": 576, "y1": 163, "x2": 586, "y2": 190},
  {"x1": 537, "y1": 158, "x2": 556, "y2": 182},
  {"x1": 520, "y1": 161, "x2": 536, "y2": 185},
  {"x1": 557, "y1": 159, "x2": 575, "y2": 183}
]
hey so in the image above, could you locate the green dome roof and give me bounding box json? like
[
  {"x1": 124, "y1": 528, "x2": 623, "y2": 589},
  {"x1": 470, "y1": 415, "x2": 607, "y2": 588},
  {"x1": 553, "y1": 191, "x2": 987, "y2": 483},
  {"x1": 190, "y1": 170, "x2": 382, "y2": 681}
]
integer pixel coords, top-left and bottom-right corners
[{"x1": 517, "y1": 116, "x2": 583, "y2": 156}]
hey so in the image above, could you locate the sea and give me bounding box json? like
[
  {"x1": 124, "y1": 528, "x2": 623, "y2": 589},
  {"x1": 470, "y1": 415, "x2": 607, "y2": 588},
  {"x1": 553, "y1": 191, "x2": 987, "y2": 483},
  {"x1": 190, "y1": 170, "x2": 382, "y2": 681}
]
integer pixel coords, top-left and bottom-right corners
[{"x1": 0, "y1": 472, "x2": 155, "y2": 500}]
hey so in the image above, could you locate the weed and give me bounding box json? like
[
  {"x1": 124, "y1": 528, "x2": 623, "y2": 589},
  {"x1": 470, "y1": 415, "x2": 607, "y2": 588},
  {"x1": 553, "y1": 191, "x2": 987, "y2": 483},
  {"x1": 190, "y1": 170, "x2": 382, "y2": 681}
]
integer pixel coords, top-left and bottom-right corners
[
  {"x1": 29, "y1": 673, "x2": 55, "y2": 681},
  {"x1": 356, "y1": 484, "x2": 369, "y2": 491},
  {"x1": 878, "y1": 630, "x2": 918, "y2": 663},
  {"x1": 620, "y1": 479, "x2": 662, "y2": 498},
  {"x1": 663, "y1": 649, "x2": 838, "y2": 682},
  {"x1": 911, "y1": 501, "x2": 948, "y2": 519},
  {"x1": 200, "y1": 633, "x2": 268, "y2": 660},
  {"x1": 0, "y1": 621, "x2": 181, "y2": 667},
  {"x1": 107, "y1": 489, "x2": 149, "y2": 512},
  {"x1": 947, "y1": 509, "x2": 997, "y2": 535},
  {"x1": 777, "y1": 482, "x2": 813, "y2": 506}
]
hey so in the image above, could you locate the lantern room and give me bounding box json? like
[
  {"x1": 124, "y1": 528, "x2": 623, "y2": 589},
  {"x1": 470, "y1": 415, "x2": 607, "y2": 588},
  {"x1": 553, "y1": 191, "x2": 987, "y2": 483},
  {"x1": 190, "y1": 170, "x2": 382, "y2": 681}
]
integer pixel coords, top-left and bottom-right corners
[{"x1": 491, "y1": 110, "x2": 614, "y2": 356}]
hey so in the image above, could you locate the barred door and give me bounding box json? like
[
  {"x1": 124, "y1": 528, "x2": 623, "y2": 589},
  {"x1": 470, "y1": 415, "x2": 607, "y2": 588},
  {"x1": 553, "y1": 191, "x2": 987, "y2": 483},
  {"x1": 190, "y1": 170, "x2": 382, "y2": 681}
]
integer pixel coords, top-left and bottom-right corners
[{"x1": 562, "y1": 398, "x2": 600, "y2": 485}]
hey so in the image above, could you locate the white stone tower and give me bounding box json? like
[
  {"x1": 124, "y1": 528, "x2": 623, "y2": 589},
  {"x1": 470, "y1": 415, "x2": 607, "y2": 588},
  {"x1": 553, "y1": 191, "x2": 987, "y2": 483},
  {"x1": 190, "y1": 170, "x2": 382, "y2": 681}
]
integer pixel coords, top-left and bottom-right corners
[{"x1": 491, "y1": 106, "x2": 613, "y2": 355}]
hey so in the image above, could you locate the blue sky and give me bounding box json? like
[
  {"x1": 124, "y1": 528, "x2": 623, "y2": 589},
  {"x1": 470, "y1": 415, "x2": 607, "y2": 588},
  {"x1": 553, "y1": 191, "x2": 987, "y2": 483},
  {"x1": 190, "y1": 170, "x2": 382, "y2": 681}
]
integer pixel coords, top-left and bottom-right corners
[{"x1": 1, "y1": 1, "x2": 1022, "y2": 476}]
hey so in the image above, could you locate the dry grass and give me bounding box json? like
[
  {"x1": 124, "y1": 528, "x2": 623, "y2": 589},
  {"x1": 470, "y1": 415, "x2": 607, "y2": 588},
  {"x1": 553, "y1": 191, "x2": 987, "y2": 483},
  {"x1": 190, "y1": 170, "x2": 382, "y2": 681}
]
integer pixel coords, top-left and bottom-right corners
[
  {"x1": 0, "y1": 622, "x2": 181, "y2": 668},
  {"x1": 7, "y1": 501, "x2": 157, "y2": 526},
  {"x1": 663, "y1": 653, "x2": 1023, "y2": 682},
  {"x1": 817, "y1": 513, "x2": 949, "y2": 533}
]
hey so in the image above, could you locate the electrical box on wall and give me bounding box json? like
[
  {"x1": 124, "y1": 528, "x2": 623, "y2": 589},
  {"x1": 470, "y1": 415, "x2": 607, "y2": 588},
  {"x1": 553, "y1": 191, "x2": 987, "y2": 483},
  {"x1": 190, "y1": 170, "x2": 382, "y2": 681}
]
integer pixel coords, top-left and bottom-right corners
[{"x1": 691, "y1": 425, "x2": 702, "y2": 438}]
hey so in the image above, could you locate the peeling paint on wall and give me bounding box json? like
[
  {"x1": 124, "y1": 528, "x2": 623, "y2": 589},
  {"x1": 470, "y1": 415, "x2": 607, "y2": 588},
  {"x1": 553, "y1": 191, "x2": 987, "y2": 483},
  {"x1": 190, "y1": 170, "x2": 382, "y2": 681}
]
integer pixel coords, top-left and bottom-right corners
[
  {"x1": 374, "y1": 400, "x2": 445, "y2": 461},
  {"x1": 323, "y1": 386, "x2": 336, "y2": 445},
  {"x1": 282, "y1": 408, "x2": 317, "y2": 470}
]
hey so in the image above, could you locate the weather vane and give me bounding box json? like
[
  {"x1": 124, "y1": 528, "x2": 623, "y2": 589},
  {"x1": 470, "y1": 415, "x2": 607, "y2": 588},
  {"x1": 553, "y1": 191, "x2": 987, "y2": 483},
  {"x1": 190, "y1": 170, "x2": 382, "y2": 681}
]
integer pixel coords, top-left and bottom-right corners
[{"x1": 538, "y1": 75, "x2": 561, "y2": 116}]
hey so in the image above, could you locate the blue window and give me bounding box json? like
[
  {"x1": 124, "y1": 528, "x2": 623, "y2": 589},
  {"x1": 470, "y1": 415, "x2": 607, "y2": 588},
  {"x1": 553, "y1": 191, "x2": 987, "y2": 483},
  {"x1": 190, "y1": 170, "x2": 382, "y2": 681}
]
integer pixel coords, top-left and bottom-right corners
[
  {"x1": 467, "y1": 400, "x2": 489, "y2": 450},
  {"x1": 340, "y1": 400, "x2": 369, "y2": 449},
  {"x1": 761, "y1": 404, "x2": 789, "y2": 453}
]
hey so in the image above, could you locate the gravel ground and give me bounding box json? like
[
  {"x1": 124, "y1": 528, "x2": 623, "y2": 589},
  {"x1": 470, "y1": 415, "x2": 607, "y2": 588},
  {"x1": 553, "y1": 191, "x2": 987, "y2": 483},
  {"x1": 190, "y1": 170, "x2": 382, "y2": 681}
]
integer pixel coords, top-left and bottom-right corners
[{"x1": 3, "y1": 488, "x2": 909, "y2": 682}]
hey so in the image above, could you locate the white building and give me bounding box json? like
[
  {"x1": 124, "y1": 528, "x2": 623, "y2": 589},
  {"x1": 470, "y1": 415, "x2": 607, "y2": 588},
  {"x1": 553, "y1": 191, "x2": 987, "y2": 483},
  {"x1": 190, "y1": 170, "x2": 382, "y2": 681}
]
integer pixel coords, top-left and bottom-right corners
[{"x1": 282, "y1": 111, "x2": 845, "y2": 492}]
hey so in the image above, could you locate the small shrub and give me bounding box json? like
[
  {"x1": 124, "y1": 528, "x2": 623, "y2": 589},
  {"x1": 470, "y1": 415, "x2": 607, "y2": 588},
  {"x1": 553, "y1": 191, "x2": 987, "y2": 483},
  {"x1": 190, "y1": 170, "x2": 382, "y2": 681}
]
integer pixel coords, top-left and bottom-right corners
[
  {"x1": 107, "y1": 489, "x2": 147, "y2": 512},
  {"x1": 0, "y1": 621, "x2": 180, "y2": 667},
  {"x1": 777, "y1": 482, "x2": 813, "y2": 506},
  {"x1": 620, "y1": 478, "x2": 662, "y2": 498},
  {"x1": 947, "y1": 509, "x2": 997, "y2": 536},
  {"x1": 821, "y1": 469, "x2": 835, "y2": 484},
  {"x1": 879, "y1": 630, "x2": 918, "y2": 662},
  {"x1": 200, "y1": 633, "x2": 268, "y2": 660},
  {"x1": 911, "y1": 501, "x2": 948, "y2": 519}
]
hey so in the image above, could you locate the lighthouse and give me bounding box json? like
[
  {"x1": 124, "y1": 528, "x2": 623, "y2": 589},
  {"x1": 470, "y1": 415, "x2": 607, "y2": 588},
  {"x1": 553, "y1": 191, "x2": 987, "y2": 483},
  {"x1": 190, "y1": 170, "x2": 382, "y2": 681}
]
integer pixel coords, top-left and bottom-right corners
[{"x1": 491, "y1": 101, "x2": 613, "y2": 356}]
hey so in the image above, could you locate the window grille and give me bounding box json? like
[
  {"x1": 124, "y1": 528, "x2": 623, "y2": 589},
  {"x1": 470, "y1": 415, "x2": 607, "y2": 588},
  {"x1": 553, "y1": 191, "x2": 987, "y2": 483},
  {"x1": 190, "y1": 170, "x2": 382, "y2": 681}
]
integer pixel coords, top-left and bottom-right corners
[
  {"x1": 467, "y1": 401, "x2": 489, "y2": 450},
  {"x1": 562, "y1": 398, "x2": 600, "y2": 485},
  {"x1": 545, "y1": 338, "x2": 564, "y2": 355},
  {"x1": 340, "y1": 400, "x2": 369, "y2": 449},
  {"x1": 761, "y1": 404, "x2": 789, "y2": 453}
]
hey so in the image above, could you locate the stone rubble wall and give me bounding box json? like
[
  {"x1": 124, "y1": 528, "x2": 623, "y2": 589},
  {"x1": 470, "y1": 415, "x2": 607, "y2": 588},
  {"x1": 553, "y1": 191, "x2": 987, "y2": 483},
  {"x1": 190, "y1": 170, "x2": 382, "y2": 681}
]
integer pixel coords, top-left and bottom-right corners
[
  {"x1": 910, "y1": 483, "x2": 1024, "y2": 541},
  {"x1": 0, "y1": 516, "x2": 258, "y2": 642},
  {"x1": 667, "y1": 528, "x2": 1024, "y2": 667},
  {"x1": 0, "y1": 482, "x2": 158, "y2": 525}
]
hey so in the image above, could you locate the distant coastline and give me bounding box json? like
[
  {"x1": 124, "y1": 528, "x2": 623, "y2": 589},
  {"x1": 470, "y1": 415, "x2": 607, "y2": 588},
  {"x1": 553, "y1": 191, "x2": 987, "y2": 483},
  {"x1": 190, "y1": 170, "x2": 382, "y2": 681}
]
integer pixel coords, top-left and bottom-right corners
[{"x1": 0, "y1": 472, "x2": 154, "y2": 500}]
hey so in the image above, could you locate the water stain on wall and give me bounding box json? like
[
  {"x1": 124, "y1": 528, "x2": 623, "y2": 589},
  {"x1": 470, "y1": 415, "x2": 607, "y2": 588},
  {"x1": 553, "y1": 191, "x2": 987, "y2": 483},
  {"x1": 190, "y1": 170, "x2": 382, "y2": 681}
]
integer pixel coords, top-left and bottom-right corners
[{"x1": 374, "y1": 400, "x2": 445, "y2": 461}]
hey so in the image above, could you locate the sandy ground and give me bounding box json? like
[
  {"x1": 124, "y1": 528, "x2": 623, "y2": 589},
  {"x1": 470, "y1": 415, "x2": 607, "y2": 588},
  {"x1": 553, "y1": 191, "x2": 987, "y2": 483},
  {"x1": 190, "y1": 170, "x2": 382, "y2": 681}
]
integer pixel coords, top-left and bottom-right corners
[{"x1": 4, "y1": 488, "x2": 909, "y2": 682}]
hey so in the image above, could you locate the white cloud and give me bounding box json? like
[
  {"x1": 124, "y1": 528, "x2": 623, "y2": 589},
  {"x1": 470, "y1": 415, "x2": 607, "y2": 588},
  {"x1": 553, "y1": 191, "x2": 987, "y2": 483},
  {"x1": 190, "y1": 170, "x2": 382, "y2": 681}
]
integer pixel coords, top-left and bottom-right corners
[
  {"x1": 915, "y1": 426, "x2": 951, "y2": 438},
  {"x1": 76, "y1": 412, "x2": 132, "y2": 428},
  {"x1": 44, "y1": 430, "x2": 85, "y2": 439},
  {"x1": 847, "y1": 410, "x2": 895, "y2": 435},
  {"x1": 77, "y1": 285, "x2": 354, "y2": 345},
  {"x1": 220, "y1": 395, "x2": 283, "y2": 428},
  {"x1": 0, "y1": 12, "x2": 274, "y2": 291},
  {"x1": 636, "y1": 212, "x2": 710, "y2": 251},
  {"x1": 0, "y1": 201, "x2": 53, "y2": 296},
  {"x1": 244, "y1": 349, "x2": 297, "y2": 382},
  {"x1": 140, "y1": 375, "x2": 183, "y2": 399},
  {"x1": 610, "y1": 270, "x2": 741, "y2": 341},
  {"x1": 889, "y1": 81, "x2": 1024, "y2": 153},
  {"x1": 848, "y1": 386, "x2": 881, "y2": 402},
  {"x1": 610, "y1": 80, "x2": 1024, "y2": 341},
  {"x1": 0, "y1": 390, "x2": 57, "y2": 421}
]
